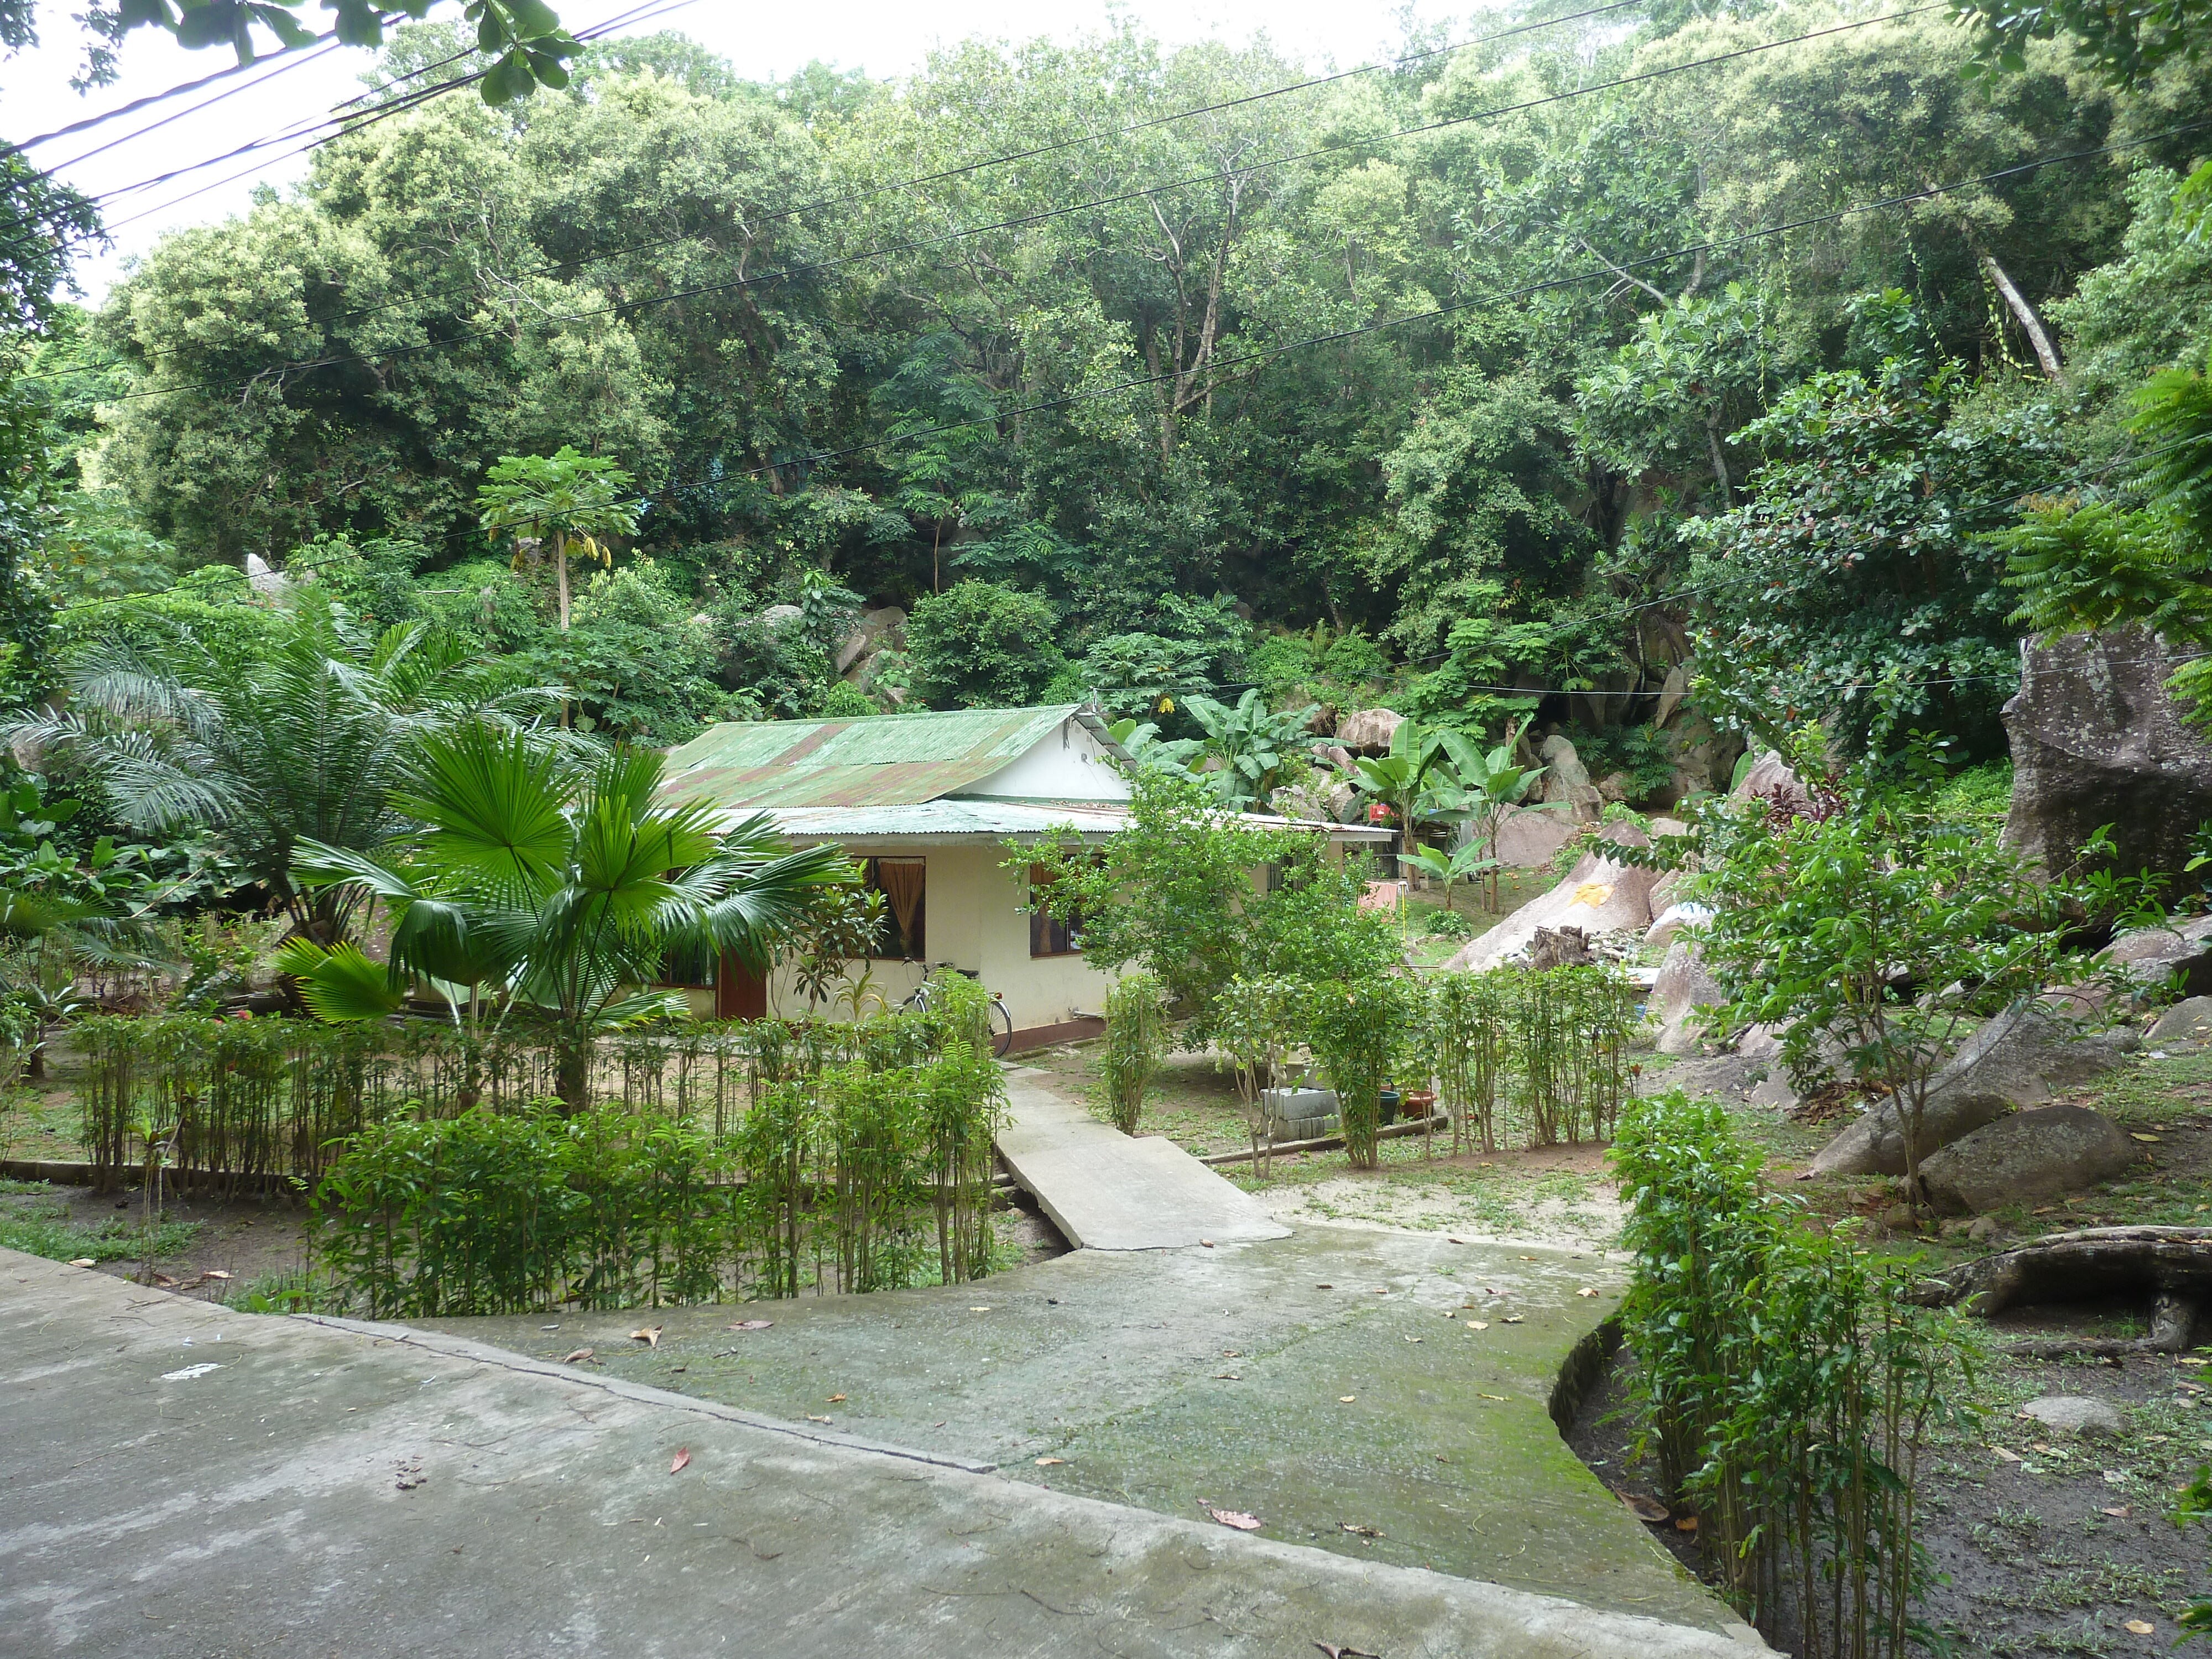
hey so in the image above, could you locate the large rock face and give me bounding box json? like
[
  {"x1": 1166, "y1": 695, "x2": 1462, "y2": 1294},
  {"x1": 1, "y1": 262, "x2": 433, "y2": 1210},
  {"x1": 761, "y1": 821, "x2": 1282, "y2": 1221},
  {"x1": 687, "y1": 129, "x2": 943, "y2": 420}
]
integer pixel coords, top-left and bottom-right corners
[
  {"x1": 2005, "y1": 626, "x2": 2212, "y2": 886},
  {"x1": 2096, "y1": 915, "x2": 2212, "y2": 999},
  {"x1": 1335, "y1": 708, "x2": 1403, "y2": 753},
  {"x1": 1442, "y1": 822, "x2": 1657, "y2": 973},
  {"x1": 1810, "y1": 1002, "x2": 2139, "y2": 1177},
  {"x1": 1652, "y1": 940, "x2": 1723, "y2": 1055},
  {"x1": 1917, "y1": 1104, "x2": 2138, "y2": 1214},
  {"x1": 1489, "y1": 805, "x2": 1579, "y2": 868}
]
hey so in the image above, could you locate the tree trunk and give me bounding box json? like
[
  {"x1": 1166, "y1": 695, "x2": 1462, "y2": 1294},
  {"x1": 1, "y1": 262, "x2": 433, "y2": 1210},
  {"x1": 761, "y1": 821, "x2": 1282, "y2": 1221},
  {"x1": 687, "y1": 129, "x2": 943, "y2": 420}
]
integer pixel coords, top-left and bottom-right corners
[
  {"x1": 554, "y1": 1034, "x2": 592, "y2": 1115},
  {"x1": 1910, "y1": 1225, "x2": 2211, "y2": 1357},
  {"x1": 554, "y1": 527, "x2": 572, "y2": 630},
  {"x1": 1979, "y1": 252, "x2": 2063, "y2": 379},
  {"x1": 1704, "y1": 411, "x2": 1732, "y2": 505}
]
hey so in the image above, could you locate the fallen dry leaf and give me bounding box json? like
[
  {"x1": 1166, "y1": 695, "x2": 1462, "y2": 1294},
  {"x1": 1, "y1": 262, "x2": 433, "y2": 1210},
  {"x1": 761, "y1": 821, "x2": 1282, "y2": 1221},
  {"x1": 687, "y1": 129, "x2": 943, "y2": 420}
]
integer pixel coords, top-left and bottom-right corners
[
  {"x1": 1207, "y1": 1507, "x2": 1262, "y2": 1531},
  {"x1": 1338, "y1": 1395, "x2": 1357, "y2": 1404},
  {"x1": 2125, "y1": 1620, "x2": 2156, "y2": 1635},
  {"x1": 204, "y1": 1269, "x2": 231, "y2": 1280},
  {"x1": 1619, "y1": 1493, "x2": 1670, "y2": 1524},
  {"x1": 1501, "y1": 1315, "x2": 1524, "y2": 1324},
  {"x1": 1215, "y1": 1372, "x2": 1241, "y2": 1380},
  {"x1": 1674, "y1": 1515, "x2": 1699, "y2": 1533},
  {"x1": 806, "y1": 1414, "x2": 832, "y2": 1423},
  {"x1": 1992, "y1": 1446, "x2": 2021, "y2": 1462},
  {"x1": 669, "y1": 1448, "x2": 690, "y2": 1474},
  {"x1": 2032, "y1": 1443, "x2": 2054, "y2": 1455},
  {"x1": 2132, "y1": 1133, "x2": 2163, "y2": 1143},
  {"x1": 1576, "y1": 1287, "x2": 1599, "y2": 1298},
  {"x1": 629, "y1": 1327, "x2": 661, "y2": 1348},
  {"x1": 1339, "y1": 1522, "x2": 1383, "y2": 1538},
  {"x1": 67, "y1": 1258, "x2": 96, "y2": 1267},
  {"x1": 1034, "y1": 1457, "x2": 1066, "y2": 1467},
  {"x1": 1479, "y1": 1392, "x2": 1507, "y2": 1401},
  {"x1": 969, "y1": 1306, "x2": 993, "y2": 1313},
  {"x1": 561, "y1": 1348, "x2": 594, "y2": 1364},
  {"x1": 1403, "y1": 1335, "x2": 1422, "y2": 1344},
  {"x1": 2103, "y1": 1506, "x2": 2131, "y2": 1518},
  {"x1": 1200, "y1": 1239, "x2": 1215, "y2": 1248},
  {"x1": 1447, "y1": 1235, "x2": 1467, "y2": 1244},
  {"x1": 828, "y1": 1394, "x2": 846, "y2": 1403},
  {"x1": 1314, "y1": 1282, "x2": 1334, "y2": 1290},
  {"x1": 1467, "y1": 1321, "x2": 1489, "y2": 1330},
  {"x1": 726, "y1": 1319, "x2": 774, "y2": 1332},
  {"x1": 1312, "y1": 1646, "x2": 1381, "y2": 1659}
]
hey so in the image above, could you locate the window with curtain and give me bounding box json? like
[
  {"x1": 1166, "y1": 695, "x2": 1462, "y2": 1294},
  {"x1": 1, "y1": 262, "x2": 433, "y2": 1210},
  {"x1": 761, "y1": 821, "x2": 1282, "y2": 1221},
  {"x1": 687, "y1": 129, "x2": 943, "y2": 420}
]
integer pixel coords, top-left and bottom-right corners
[
  {"x1": 1027, "y1": 862, "x2": 1085, "y2": 958},
  {"x1": 864, "y1": 857, "x2": 926, "y2": 959}
]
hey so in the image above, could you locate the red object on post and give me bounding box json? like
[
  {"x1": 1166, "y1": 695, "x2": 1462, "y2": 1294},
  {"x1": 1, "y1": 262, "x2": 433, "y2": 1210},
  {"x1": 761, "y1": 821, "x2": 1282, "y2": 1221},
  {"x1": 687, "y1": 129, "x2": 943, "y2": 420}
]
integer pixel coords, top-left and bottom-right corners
[{"x1": 1366, "y1": 802, "x2": 1394, "y2": 824}]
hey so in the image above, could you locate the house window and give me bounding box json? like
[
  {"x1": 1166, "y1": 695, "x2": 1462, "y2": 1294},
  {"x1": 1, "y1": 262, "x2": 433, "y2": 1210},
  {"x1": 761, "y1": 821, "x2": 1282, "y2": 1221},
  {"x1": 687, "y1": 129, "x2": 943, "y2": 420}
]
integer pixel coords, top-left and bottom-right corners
[
  {"x1": 865, "y1": 857, "x2": 926, "y2": 960},
  {"x1": 659, "y1": 939, "x2": 717, "y2": 988},
  {"x1": 1028, "y1": 863, "x2": 1084, "y2": 958}
]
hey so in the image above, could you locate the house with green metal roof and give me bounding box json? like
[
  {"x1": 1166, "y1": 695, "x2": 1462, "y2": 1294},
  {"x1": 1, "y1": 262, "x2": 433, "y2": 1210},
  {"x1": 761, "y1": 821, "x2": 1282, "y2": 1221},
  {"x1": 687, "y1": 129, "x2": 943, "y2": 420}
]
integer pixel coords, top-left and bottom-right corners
[{"x1": 659, "y1": 703, "x2": 1387, "y2": 1046}]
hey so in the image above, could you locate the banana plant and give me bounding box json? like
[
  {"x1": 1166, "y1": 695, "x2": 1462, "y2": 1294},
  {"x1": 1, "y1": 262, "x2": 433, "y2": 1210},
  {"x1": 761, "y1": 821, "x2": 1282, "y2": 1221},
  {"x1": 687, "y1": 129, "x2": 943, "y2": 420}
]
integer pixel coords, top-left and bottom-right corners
[
  {"x1": 1105, "y1": 717, "x2": 1203, "y2": 773},
  {"x1": 1400, "y1": 840, "x2": 1500, "y2": 923},
  {"x1": 1349, "y1": 716, "x2": 1474, "y2": 860},
  {"x1": 1427, "y1": 722, "x2": 1553, "y2": 911},
  {"x1": 1180, "y1": 689, "x2": 1319, "y2": 811}
]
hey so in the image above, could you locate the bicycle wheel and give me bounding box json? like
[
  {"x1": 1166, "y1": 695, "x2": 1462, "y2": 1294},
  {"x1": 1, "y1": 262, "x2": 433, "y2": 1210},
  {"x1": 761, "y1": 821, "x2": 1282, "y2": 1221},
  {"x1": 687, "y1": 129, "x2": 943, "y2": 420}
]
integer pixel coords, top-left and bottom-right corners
[{"x1": 989, "y1": 996, "x2": 1014, "y2": 1058}]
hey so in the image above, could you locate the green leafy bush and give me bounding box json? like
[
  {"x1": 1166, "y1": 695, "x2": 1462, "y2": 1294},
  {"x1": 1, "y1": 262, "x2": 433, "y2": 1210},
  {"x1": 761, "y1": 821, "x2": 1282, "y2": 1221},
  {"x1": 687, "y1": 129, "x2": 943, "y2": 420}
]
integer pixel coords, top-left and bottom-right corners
[
  {"x1": 1306, "y1": 974, "x2": 1416, "y2": 1169},
  {"x1": 1102, "y1": 971, "x2": 1168, "y2": 1135},
  {"x1": 1022, "y1": 766, "x2": 1397, "y2": 1041},
  {"x1": 1421, "y1": 906, "x2": 1474, "y2": 937},
  {"x1": 903, "y1": 581, "x2": 1065, "y2": 708},
  {"x1": 1613, "y1": 1090, "x2": 1968, "y2": 1655},
  {"x1": 312, "y1": 1028, "x2": 1007, "y2": 1316}
]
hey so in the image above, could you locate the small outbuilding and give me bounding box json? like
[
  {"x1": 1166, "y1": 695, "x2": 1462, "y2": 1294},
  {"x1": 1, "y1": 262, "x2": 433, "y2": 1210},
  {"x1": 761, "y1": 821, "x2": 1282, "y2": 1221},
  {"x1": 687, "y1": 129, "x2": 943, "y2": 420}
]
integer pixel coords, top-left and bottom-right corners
[{"x1": 658, "y1": 703, "x2": 1387, "y2": 1047}]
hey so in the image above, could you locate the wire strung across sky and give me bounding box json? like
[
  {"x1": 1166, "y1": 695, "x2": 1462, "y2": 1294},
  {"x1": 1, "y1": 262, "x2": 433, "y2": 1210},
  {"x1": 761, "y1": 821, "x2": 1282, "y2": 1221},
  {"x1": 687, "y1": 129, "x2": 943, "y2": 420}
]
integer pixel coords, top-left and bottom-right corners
[
  {"x1": 50, "y1": 3, "x2": 1958, "y2": 402},
  {"x1": 12, "y1": 0, "x2": 1661, "y2": 377},
  {"x1": 44, "y1": 119, "x2": 2209, "y2": 622}
]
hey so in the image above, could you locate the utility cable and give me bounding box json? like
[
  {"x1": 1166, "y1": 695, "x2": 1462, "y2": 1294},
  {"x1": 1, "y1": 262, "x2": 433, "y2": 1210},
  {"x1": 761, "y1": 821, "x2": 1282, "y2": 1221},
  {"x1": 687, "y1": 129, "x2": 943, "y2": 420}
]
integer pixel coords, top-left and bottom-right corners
[
  {"x1": 19, "y1": 0, "x2": 1653, "y2": 372},
  {"x1": 49, "y1": 110, "x2": 2199, "y2": 609},
  {"x1": 66, "y1": 4, "x2": 1953, "y2": 399}
]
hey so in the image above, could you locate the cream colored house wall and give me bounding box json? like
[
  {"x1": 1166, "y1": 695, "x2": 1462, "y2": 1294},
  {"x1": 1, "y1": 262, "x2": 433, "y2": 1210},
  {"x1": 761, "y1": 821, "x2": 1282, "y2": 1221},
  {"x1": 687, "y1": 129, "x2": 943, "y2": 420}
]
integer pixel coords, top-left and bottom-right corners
[
  {"x1": 757, "y1": 840, "x2": 1115, "y2": 1032},
  {"x1": 965, "y1": 715, "x2": 1130, "y2": 801}
]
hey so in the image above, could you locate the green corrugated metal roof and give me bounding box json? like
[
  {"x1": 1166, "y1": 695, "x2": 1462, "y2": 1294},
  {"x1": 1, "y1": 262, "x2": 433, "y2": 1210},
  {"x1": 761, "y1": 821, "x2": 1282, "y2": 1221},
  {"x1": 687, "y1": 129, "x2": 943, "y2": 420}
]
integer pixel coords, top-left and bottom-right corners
[{"x1": 660, "y1": 705, "x2": 1083, "y2": 810}]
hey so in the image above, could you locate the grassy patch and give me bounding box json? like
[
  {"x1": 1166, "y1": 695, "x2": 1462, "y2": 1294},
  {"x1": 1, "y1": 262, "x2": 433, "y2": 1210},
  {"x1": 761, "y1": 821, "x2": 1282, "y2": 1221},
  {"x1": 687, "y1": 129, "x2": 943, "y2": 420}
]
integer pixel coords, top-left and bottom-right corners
[{"x1": 0, "y1": 1203, "x2": 200, "y2": 1264}]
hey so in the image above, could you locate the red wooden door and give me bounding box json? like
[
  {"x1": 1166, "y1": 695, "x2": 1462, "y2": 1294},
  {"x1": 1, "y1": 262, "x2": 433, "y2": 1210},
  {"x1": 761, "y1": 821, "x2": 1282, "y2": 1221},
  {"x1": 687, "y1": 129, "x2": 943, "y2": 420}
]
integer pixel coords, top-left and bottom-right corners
[{"x1": 716, "y1": 952, "x2": 768, "y2": 1020}]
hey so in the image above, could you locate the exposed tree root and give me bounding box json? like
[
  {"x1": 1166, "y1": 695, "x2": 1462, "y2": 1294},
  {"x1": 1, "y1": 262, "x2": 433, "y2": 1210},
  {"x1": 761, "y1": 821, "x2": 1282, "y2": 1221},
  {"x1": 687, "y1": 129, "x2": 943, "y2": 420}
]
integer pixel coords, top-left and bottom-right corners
[{"x1": 1909, "y1": 1226, "x2": 2211, "y2": 1358}]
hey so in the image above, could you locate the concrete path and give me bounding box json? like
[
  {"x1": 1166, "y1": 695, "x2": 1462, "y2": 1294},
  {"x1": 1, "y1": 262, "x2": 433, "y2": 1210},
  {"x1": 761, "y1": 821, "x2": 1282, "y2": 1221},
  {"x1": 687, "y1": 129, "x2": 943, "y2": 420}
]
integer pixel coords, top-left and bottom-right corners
[
  {"x1": 0, "y1": 1249, "x2": 1766, "y2": 1658},
  {"x1": 995, "y1": 1070, "x2": 1289, "y2": 1249},
  {"x1": 418, "y1": 1225, "x2": 1748, "y2": 1636}
]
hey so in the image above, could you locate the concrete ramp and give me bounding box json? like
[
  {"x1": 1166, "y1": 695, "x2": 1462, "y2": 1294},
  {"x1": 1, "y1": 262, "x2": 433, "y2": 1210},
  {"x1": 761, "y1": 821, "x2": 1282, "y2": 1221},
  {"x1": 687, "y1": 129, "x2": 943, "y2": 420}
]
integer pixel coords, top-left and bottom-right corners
[
  {"x1": 996, "y1": 1070, "x2": 1291, "y2": 1250},
  {"x1": 0, "y1": 1249, "x2": 1764, "y2": 1659}
]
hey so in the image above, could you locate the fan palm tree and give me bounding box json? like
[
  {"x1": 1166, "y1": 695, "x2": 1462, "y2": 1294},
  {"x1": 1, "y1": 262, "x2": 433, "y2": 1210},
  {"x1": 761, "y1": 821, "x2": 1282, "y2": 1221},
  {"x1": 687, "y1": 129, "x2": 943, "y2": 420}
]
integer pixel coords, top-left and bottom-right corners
[
  {"x1": 277, "y1": 722, "x2": 854, "y2": 1108},
  {"x1": 7, "y1": 601, "x2": 557, "y2": 946}
]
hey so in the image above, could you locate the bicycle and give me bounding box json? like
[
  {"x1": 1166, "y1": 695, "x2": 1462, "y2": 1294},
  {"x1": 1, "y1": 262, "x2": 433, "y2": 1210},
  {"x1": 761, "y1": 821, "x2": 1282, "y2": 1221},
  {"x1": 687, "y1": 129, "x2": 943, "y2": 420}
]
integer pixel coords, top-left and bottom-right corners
[{"x1": 899, "y1": 964, "x2": 1016, "y2": 1058}]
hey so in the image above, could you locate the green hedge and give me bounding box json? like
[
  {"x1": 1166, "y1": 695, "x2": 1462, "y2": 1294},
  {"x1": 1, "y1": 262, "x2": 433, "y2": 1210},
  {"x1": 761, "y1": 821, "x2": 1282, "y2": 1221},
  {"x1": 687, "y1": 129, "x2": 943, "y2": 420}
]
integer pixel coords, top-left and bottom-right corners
[{"x1": 1613, "y1": 1091, "x2": 1968, "y2": 1657}]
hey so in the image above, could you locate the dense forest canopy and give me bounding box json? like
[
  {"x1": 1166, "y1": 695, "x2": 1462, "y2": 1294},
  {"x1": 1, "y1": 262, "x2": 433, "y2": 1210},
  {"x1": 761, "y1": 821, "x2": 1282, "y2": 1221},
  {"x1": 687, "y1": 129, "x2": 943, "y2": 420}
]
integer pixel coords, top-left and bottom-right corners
[{"x1": 6, "y1": 0, "x2": 2211, "y2": 757}]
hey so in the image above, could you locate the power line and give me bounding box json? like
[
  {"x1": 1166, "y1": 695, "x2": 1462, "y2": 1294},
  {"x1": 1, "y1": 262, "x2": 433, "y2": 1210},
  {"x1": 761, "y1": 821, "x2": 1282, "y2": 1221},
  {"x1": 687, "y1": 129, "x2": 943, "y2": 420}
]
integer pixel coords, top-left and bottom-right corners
[
  {"x1": 23, "y1": 0, "x2": 1653, "y2": 378},
  {"x1": 28, "y1": 36, "x2": 349, "y2": 174},
  {"x1": 11, "y1": 26, "x2": 348, "y2": 151},
  {"x1": 71, "y1": 4, "x2": 1949, "y2": 402},
  {"x1": 90, "y1": 0, "x2": 687, "y2": 216},
  {"x1": 54, "y1": 108, "x2": 2195, "y2": 608}
]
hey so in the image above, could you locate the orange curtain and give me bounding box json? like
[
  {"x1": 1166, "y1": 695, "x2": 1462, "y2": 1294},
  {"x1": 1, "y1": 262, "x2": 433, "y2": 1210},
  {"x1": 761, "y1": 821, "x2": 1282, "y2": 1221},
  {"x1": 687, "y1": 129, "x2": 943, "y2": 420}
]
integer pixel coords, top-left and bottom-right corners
[{"x1": 875, "y1": 859, "x2": 926, "y2": 957}]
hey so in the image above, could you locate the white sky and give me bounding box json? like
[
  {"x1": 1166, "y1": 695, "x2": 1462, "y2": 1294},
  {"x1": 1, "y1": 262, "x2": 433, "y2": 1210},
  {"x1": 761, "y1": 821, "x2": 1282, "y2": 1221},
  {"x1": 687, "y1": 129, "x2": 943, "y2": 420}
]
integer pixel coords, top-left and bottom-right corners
[{"x1": 2, "y1": 0, "x2": 1444, "y2": 305}]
